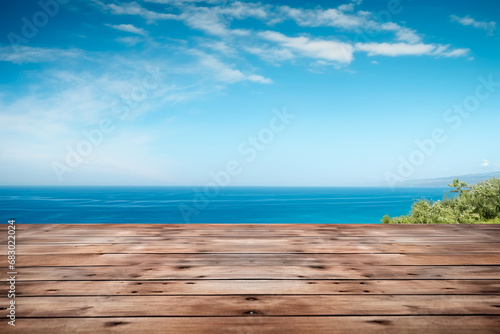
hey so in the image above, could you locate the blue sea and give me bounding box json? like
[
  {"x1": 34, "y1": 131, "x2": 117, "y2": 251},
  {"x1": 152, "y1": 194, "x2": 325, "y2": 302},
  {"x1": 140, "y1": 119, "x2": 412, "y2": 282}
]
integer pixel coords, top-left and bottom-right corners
[{"x1": 0, "y1": 187, "x2": 451, "y2": 224}]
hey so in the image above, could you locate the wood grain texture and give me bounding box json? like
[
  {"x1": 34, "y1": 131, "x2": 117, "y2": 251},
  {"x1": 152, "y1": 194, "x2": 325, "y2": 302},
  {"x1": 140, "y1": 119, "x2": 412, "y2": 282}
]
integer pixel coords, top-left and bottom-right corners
[
  {"x1": 4, "y1": 240, "x2": 500, "y2": 254},
  {"x1": 2, "y1": 223, "x2": 499, "y2": 334},
  {"x1": 8, "y1": 264, "x2": 500, "y2": 280},
  {"x1": 6, "y1": 279, "x2": 500, "y2": 296},
  {"x1": 10, "y1": 295, "x2": 500, "y2": 317},
  {"x1": 6, "y1": 253, "x2": 500, "y2": 267},
  {"x1": 9, "y1": 316, "x2": 500, "y2": 334}
]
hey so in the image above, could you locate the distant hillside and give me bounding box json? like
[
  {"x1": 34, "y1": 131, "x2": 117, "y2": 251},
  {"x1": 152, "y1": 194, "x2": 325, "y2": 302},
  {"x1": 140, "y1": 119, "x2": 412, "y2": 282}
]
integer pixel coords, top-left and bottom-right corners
[{"x1": 400, "y1": 171, "x2": 500, "y2": 187}]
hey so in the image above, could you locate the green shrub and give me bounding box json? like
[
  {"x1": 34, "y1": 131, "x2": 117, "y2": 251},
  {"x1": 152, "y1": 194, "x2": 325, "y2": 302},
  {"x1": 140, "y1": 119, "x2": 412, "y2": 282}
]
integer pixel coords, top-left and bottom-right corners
[
  {"x1": 381, "y1": 214, "x2": 392, "y2": 224},
  {"x1": 381, "y1": 177, "x2": 500, "y2": 224}
]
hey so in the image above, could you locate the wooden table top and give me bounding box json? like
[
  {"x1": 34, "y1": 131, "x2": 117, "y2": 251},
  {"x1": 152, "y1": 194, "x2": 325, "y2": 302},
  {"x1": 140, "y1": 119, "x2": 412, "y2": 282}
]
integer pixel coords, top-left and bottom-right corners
[{"x1": 1, "y1": 223, "x2": 499, "y2": 333}]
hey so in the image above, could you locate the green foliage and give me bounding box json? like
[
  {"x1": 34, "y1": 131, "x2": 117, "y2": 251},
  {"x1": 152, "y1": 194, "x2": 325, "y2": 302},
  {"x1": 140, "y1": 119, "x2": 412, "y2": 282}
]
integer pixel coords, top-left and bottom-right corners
[
  {"x1": 448, "y1": 178, "x2": 470, "y2": 195},
  {"x1": 483, "y1": 217, "x2": 500, "y2": 224},
  {"x1": 381, "y1": 214, "x2": 392, "y2": 224},
  {"x1": 381, "y1": 177, "x2": 500, "y2": 224}
]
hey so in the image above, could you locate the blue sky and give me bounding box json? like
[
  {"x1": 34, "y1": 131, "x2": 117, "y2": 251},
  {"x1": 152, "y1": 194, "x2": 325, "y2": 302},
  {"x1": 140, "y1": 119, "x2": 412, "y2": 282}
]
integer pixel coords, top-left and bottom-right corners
[{"x1": 0, "y1": 0, "x2": 499, "y2": 186}]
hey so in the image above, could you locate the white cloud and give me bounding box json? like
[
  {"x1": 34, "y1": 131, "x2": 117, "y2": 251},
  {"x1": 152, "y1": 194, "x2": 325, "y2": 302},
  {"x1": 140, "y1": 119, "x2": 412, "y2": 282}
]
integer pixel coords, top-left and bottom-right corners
[
  {"x1": 107, "y1": 23, "x2": 147, "y2": 36},
  {"x1": 145, "y1": 0, "x2": 221, "y2": 3},
  {"x1": 380, "y1": 22, "x2": 421, "y2": 43},
  {"x1": 97, "y1": 1, "x2": 472, "y2": 66},
  {"x1": 247, "y1": 74, "x2": 273, "y2": 84},
  {"x1": 104, "y1": 1, "x2": 178, "y2": 22},
  {"x1": 355, "y1": 42, "x2": 469, "y2": 58},
  {"x1": 179, "y1": 6, "x2": 230, "y2": 35},
  {"x1": 0, "y1": 46, "x2": 81, "y2": 64},
  {"x1": 260, "y1": 31, "x2": 354, "y2": 64},
  {"x1": 337, "y1": 3, "x2": 355, "y2": 12},
  {"x1": 481, "y1": 159, "x2": 500, "y2": 168},
  {"x1": 279, "y1": 6, "x2": 368, "y2": 30},
  {"x1": 451, "y1": 15, "x2": 496, "y2": 35},
  {"x1": 115, "y1": 36, "x2": 144, "y2": 46},
  {"x1": 195, "y1": 52, "x2": 272, "y2": 84},
  {"x1": 308, "y1": 59, "x2": 349, "y2": 73},
  {"x1": 276, "y1": 5, "x2": 425, "y2": 47},
  {"x1": 102, "y1": 1, "x2": 266, "y2": 36},
  {"x1": 0, "y1": 62, "x2": 205, "y2": 185},
  {"x1": 0, "y1": 77, "x2": 111, "y2": 142},
  {"x1": 200, "y1": 55, "x2": 245, "y2": 82},
  {"x1": 177, "y1": 2, "x2": 267, "y2": 36},
  {"x1": 395, "y1": 28, "x2": 420, "y2": 43},
  {"x1": 200, "y1": 40, "x2": 237, "y2": 56},
  {"x1": 245, "y1": 45, "x2": 295, "y2": 63},
  {"x1": 95, "y1": 0, "x2": 471, "y2": 70},
  {"x1": 430, "y1": 44, "x2": 470, "y2": 58},
  {"x1": 355, "y1": 43, "x2": 433, "y2": 57},
  {"x1": 218, "y1": 1, "x2": 269, "y2": 20}
]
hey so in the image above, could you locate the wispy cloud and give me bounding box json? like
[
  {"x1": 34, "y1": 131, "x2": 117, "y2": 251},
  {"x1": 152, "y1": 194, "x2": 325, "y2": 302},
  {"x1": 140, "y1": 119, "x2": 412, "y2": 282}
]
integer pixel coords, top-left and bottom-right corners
[
  {"x1": 337, "y1": 3, "x2": 355, "y2": 12},
  {"x1": 115, "y1": 36, "x2": 144, "y2": 45},
  {"x1": 355, "y1": 42, "x2": 469, "y2": 58},
  {"x1": 0, "y1": 62, "x2": 199, "y2": 184},
  {"x1": 450, "y1": 15, "x2": 496, "y2": 35},
  {"x1": 107, "y1": 23, "x2": 148, "y2": 36},
  {"x1": 260, "y1": 31, "x2": 354, "y2": 64},
  {"x1": 100, "y1": 1, "x2": 261, "y2": 36},
  {"x1": 179, "y1": 6, "x2": 234, "y2": 36},
  {"x1": 144, "y1": 0, "x2": 221, "y2": 4},
  {"x1": 380, "y1": 22, "x2": 421, "y2": 44},
  {"x1": 278, "y1": 5, "x2": 368, "y2": 30},
  {"x1": 245, "y1": 45, "x2": 295, "y2": 64},
  {"x1": 355, "y1": 42, "x2": 433, "y2": 56},
  {"x1": 199, "y1": 39, "x2": 237, "y2": 56},
  {"x1": 194, "y1": 51, "x2": 272, "y2": 83},
  {"x1": 0, "y1": 45, "x2": 81, "y2": 64},
  {"x1": 430, "y1": 44, "x2": 470, "y2": 58},
  {"x1": 481, "y1": 159, "x2": 500, "y2": 168},
  {"x1": 277, "y1": 5, "x2": 422, "y2": 46},
  {"x1": 103, "y1": 1, "x2": 178, "y2": 22},
  {"x1": 173, "y1": 1, "x2": 267, "y2": 36},
  {"x1": 95, "y1": 0, "x2": 471, "y2": 67},
  {"x1": 218, "y1": 1, "x2": 269, "y2": 20}
]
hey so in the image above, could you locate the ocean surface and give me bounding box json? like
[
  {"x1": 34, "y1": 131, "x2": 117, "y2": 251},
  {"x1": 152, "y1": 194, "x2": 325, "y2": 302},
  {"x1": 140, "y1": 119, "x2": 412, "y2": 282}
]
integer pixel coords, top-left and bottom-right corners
[{"x1": 0, "y1": 186, "x2": 451, "y2": 224}]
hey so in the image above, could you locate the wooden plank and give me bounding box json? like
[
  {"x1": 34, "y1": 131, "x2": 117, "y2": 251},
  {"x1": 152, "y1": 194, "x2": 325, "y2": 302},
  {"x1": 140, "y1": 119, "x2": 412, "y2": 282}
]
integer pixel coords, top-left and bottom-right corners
[
  {"x1": 7, "y1": 235, "x2": 500, "y2": 246},
  {"x1": 12, "y1": 223, "x2": 500, "y2": 230},
  {"x1": 7, "y1": 316, "x2": 500, "y2": 334},
  {"x1": 11, "y1": 295, "x2": 500, "y2": 317},
  {"x1": 7, "y1": 242, "x2": 500, "y2": 254},
  {"x1": 9, "y1": 224, "x2": 499, "y2": 238},
  {"x1": 10, "y1": 224, "x2": 499, "y2": 235},
  {"x1": 12, "y1": 229, "x2": 499, "y2": 238},
  {"x1": 6, "y1": 279, "x2": 500, "y2": 296},
  {"x1": 8, "y1": 265, "x2": 500, "y2": 280},
  {"x1": 6, "y1": 253, "x2": 500, "y2": 267}
]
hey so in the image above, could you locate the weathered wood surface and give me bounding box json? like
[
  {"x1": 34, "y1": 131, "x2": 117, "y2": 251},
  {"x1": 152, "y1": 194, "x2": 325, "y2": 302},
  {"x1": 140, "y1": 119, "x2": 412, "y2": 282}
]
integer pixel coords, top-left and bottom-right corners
[
  {"x1": 9, "y1": 316, "x2": 500, "y2": 334},
  {"x1": 1, "y1": 224, "x2": 499, "y2": 333}
]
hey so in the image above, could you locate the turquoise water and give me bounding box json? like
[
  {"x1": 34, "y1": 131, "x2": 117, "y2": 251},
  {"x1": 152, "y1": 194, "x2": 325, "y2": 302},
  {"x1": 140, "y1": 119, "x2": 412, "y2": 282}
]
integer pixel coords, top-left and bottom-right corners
[
  {"x1": 0, "y1": 187, "x2": 447, "y2": 224},
  {"x1": 0, "y1": 186, "x2": 449, "y2": 224}
]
